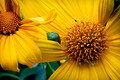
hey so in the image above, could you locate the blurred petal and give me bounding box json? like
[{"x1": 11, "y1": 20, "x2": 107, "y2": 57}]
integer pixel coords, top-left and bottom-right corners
[
  {"x1": 11, "y1": 0, "x2": 20, "y2": 17},
  {"x1": 21, "y1": 10, "x2": 57, "y2": 25},
  {"x1": 17, "y1": 0, "x2": 114, "y2": 36},
  {"x1": 0, "y1": 0, "x2": 6, "y2": 14},
  {"x1": 49, "y1": 59, "x2": 109, "y2": 80},
  {"x1": 34, "y1": 40, "x2": 67, "y2": 62},
  {"x1": 94, "y1": 0, "x2": 114, "y2": 25},
  {"x1": 105, "y1": 5, "x2": 120, "y2": 36},
  {"x1": 0, "y1": 34, "x2": 3, "y2": 64},
  {"x1": 0, "y1": 35, "x2": 19, "y2": 72},
  {"x1": 20, "y1": 24, "x2": 47, "y2": 40},
  {"x1": 0, "y1": 0, "x2": 20, "y2": 17},
  {"x1": 76, "y1": 0, "x2": 114, "y2": 25},
  {"x1": 13, "y1": 29, "x2": 41, "y2": 68},
  {"x1": 49, "y1": 59, "x2": 74, "y2": 80},
  {"x1": 101, "y1": 49, "x2": 120, "y2": 79}
]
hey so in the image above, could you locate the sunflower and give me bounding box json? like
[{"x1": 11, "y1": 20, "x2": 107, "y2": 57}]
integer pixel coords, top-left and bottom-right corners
[
  {"x1": 0, "y1": 0, "x2": 56, "y2": 72},
  {"x1": 18, "y1": 0, "x2": 120, "y2": 79}
]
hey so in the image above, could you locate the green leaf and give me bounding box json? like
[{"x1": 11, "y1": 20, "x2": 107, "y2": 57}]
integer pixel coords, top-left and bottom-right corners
[
  {"x1": 115, "y1": 0, "x2": 120, "y2": 2},
  {"x1": 20, "y1": 67, "x2": 46, "y2": 80},
  {"x1": 49, "y1": 62, "x2": 59, "y2": 70},
  {"x1": 46, "y1": 62, "x2": 59, "y2": 79}
]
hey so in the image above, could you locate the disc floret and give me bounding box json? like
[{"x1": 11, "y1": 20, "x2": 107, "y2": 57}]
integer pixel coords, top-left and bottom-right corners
[
  {"x1": 0, "y1": 12, "x2": 21, "y2": 34},
  {"x1": 63, "y1": 20, "x2": 108, "y2": 63}
]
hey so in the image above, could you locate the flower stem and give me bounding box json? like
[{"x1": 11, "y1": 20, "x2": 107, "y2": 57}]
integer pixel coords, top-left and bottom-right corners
[
  {"x1": 0, "y1": 73, "x2": 19, "y2": 80},
  {"x1": 46, "y1": 62, "x2": 54, "y2": 73}
]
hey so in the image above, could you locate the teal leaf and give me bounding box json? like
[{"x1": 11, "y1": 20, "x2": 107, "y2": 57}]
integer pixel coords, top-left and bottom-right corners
[{"x1": 20, "y1": 67, "x2": 46, "y2": 80}]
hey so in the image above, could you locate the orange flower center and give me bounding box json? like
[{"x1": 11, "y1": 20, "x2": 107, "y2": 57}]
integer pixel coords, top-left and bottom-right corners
[
  {"x1": 63, "y1": 20, "x2": 108, "y2": 63},
  {"x1": 0, "y1": 11, "x2": 21, "y2": 35}
]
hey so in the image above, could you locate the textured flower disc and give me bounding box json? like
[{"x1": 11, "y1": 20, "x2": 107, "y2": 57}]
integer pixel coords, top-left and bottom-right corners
[
  {"x1": 0, "y1": 11, "x2": 21, "y2": 35},
  {"x1": 63, "y1": 20, "x2": 108, "y2": 63}
]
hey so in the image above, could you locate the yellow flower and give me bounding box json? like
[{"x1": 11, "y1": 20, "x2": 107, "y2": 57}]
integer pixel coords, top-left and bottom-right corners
[
  {"x1": 19, "y1": 0, "x2": 120, "y2": 79},
  {"x1": 0, "y1": 0, "x2": 56, "y2": 72}
]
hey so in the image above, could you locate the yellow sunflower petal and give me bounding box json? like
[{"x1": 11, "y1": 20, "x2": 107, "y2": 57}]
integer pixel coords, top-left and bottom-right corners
[
  {"x1": 79, "y1": 60, "x2": 109, "y2": 80},
  {"x1": 13, "y1": 30, "x2": 41, "y2": 68},
  {"x1": 0, "y1": 34, "x2": 3, "y2": 64},
  {"x1": 49, "y1": 58, "x2": 109, "y2": 80},
  {"x1": 11, "y1": 0, "x2": 20, "y2": 17},
  {"x1": 0, "y1": 35, "x2": 19, "y2": 72},
  {"x1": 19, "y1": 24, "x2": 47, "y2": 40},
  {"x1": 101, "y1": 49, "x2": 120, "y2": 79},
  {"x1": 105, "y1": 5, "x2": 120, "y2": 36},
  {"x1": 94, "y1": 0, "x2": 114, "y2": 25},
  {"x1": 93, "y1": 60, "x2": 110, "y2": 79},
  {"x1": 17, "y1": 0, "x2": 114, "y2": 36},
  {"x1": 34, "y1": 40, "x2": 67, "y2": 62},
  {"x1": 0, "y1": 0, "x2": 6, "y2": 14},
  {"x1": 77, "y1": 60, "x2": 109, "y2": 80},
  {"x1": 17, "y1": 0, "x2": 81, "y2": 35},
  {"x1": 49, "y1": 59, "x2": 74, "y2": 80},
  {"x1": 21, "y1": 10, "x2": 57, "y2": 26},
  {"x1": 0, "y1": 0, "x2": 20, "y2": 17},
  {"x1": 108, "y1": 37, "x2": 120, "y2": 47}
]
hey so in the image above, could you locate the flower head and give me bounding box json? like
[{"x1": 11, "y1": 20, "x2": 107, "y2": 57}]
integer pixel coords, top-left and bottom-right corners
[
  {"x1": 19, "y1": 0, "x2": 120, "y2": 79},
  {"x1": 0, "y1": 0, "x2": 56, "y2": 72}
]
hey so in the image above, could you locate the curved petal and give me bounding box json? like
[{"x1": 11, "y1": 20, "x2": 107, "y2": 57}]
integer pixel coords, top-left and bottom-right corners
[
  {"x1": 11, "y1": 0, "x2": 20, "y2": 17},
  {"x1": 103, "y1": 37, "x2": 120, "y2": 79},
  {"x1": 94, "y1": 0, "x2": 114, "y2": 25},
  {"x1": 105, "y1": 5, "x2": 120, "y2": 37},
  {"x1": 0, "y1": 0, "x2": 6, "y2": 14},
  {"x1": 21, "y1": 10, "x2": 57, "y2": 26},
  {"x1": 2, "y1": 0, "x2": 20, "y2": 17},
  {"x1": 49, "y1": 59, "x2": 109, "y2": 80},
  {"x1": 17, "y1": 0, "x2": 81, "y2": 35},
  {"x1": 101, "y1": 49, "x2": 120, "y2": 79},
  {"x1": 0, "y1": 34, "x2": 3, "y2": 64},
  {"x1": 19, "y1": 24, "x2": 47, "y2": 40},
  {"x1": 13, "y1": 30, "x2": 41, "y2": 68},
  {"x1": 75, "y1": 0, "x2": 114, "y2": 25},
  {"x1": 18, "y1": 0, "x2": 114, "y2": 36},
  {"x1": 34, "y1": 40, "x2": 67, "y2": 62},
  {"x1": 0, "y1": 35, "x2": 19, "y2": 72}
]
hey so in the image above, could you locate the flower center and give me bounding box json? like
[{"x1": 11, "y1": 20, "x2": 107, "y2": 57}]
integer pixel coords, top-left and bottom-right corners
[
  {"x1": 0, "y1": 11, "x2": 21, "y2": 34},
  {"x1": 63, "y1": 20, "x2": 108, "y2": 63}
]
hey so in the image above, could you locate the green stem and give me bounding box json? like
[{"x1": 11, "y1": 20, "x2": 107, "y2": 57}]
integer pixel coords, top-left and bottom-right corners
[
  {"x1": 46, "y1": 62, "x2": 54, "y2": 73},
  {"x1": 0, "y1": 73, "x2": 19, "y2": 80}
]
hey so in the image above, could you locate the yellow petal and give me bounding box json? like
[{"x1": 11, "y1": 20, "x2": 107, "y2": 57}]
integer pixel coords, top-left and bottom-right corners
[
  {"x1": 0, "y1": 35, "x2": 19, "y2": 72},
  {"x1": 93, "y1": 60, "x2": 110, "y2": 80},
  {"x1": 11, "y1": 0, "x2": 20, "y2": 17},
  {"x1": 13, "y1": 30, "x2": 41, "y2": 68},
  {"x1": 49, "y1": 58, "x2": 109, "y2": 80},
  {"x1": 34, "y1": 40, "x2": 67, "y2": 62},
  {"x1": 108, "y1": 38, "x2": 120, "y2": 47},
  {"x1": 0, "y1": 0, "x2": 6, "y2": 14},
  {"x1": 0, "y1": 34, "x2": 3, "y2": 64},
  {"x1": 101, "y1": 49, "x2": 120, "y2": 79},
  {"x1": 49, "y1": 59, "x2": 74, "y2": 80},
  {"x1": 17, "y1": 0, "x2": 81, "y2": 35},
  {"x1": 78, "y1": 60, "x2": 109, "y2": 80},
  {"x1": 105, "y1": 5, "x2": 120, "y2": 36},
  {"x1": 94, "y1": 0, "x2": 114, "y2": 25},
  {"x1": 21, "y1": 10, "x2": 57, "y2": 26},
  {"x1": 17, "y1": 0, "x2": 114, "y2": 36},
  {"x1": 19, "y1": 24, "x2": 47, "y2": 40}
]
